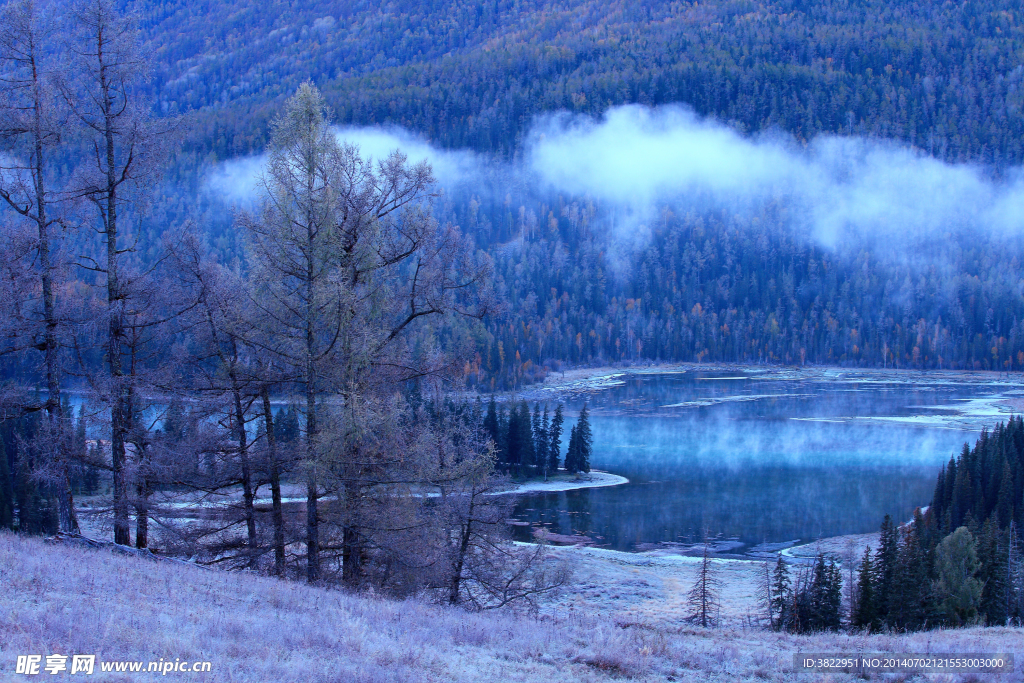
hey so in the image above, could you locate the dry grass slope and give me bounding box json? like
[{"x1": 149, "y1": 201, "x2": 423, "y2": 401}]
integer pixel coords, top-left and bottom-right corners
[{"x1": 1, "y1": 532, "x2": 1021, "y2": 682}]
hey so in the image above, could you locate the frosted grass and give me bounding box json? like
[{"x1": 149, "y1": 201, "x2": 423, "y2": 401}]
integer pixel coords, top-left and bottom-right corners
[{"x1": 3, "y1": 532, "x2": 1022, "y2": 681}]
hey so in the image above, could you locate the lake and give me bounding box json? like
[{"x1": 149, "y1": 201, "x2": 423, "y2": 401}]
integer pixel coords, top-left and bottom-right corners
[{"x1": 511, "y1": 368, "x2": 1023, "y2": 554}]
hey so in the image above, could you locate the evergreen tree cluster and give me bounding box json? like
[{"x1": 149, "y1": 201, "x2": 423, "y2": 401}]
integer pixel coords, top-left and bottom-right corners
[
  {"x1": 769, "y1": 554, "x2": 843, "y2": 633},
  {"x1": 852, "y1": 513, "x2": 1024, "y2": 630},
  {"x1": 0, "y1": 404, "x2": 102, "y2": 535},
  {"x1": 766, "y1": 421, "x2": 1024, "y2": 633},
  {"x1": 481, "y1": 399, "x2": 593, "y2": 478},
  {"x1": 0, "y1": 412, "x2": 58, "y2": 535},
  {"x1": 852, "y1": 513, "x2": 936, "y2": 631},
  {"x1": 931, "y1": 417, "x2": 1024, "y2": 537},
  {"x1": 564, "y1": 404, "x2": 592, "y2": 475}
]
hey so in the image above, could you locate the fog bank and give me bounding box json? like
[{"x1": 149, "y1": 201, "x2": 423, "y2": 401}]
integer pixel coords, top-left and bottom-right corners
[{"x1": 205, "y1": 104, "x2": 1024, "y2": 251}]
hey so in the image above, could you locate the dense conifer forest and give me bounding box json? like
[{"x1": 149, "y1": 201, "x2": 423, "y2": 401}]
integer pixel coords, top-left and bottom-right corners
[{"x1": 839, "y1": 420, "x2": 1024, "y2": 631}]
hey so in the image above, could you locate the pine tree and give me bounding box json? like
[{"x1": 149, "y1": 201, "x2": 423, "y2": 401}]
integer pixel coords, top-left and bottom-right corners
[
  {"x1": 520, "y1": 401, "x2": 536, "y2": 476},
  {"x1": 807, "y1": 554, "x2": 842, "y2": 631},
  {"x1": 951, "y1": 445, "x2": 973, "y2": 530},
  {"x1": 539, "y1": 404, "x2": 550, "y2": 478},
  {"x1": 891, "y1": 523, "x2": 930, "y2": 630},
  {"x1": 547, "y1": 404, "x2": 564, "y2": 474},
  {"x1": 1008, "y1": 521, "x2": 1024, "y2": 622},
  {"x1": 483, "y1": 397, "x2": 500, "y2": 454},
  {"x1": 506, "y1": 403, "x2": 524, "y2": 476},
  {"x1": 996, "y1": 461, "x2": 1014, "y2": 528},
  {"x1": 275, "y1": 404, "x2": 300, "y2": 443},
  {"x1": 979, "y1": 517, "x2": 1008, "y2": 625},
  {"x1": 533, "y1": 403, "x2": 546, "y2": 478},
  {"x1": 497, "y1": 403, "x2": 509, "y2": 468}
]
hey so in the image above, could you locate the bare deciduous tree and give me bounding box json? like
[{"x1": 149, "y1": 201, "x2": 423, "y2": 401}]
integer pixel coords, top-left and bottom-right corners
[
  {"x1": 687, "y1": 541, "x2": 722, "y2": 628},
  {"x1": 61, "y1": 0, "x2": 165, "y2": 546},
  {"x1": 0, "y1": 0, "x2": 77, "y2": 532}
]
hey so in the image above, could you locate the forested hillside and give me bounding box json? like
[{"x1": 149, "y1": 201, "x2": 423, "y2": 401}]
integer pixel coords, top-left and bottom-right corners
[
  {"x1": 123, "y1": 0, "x2": 1024, "y2": 386},
  {"x1": 5, "y1": 0, "x2": 1024, "y2": 396},
  {"x1": 140, "y1": 0, "x2": 1024, "y2": 164}
]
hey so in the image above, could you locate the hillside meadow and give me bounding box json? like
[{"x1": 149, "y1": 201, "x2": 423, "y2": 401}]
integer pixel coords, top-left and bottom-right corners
[{"x1": 2, "y1": 532, "x2": 1022, "y2": 682}]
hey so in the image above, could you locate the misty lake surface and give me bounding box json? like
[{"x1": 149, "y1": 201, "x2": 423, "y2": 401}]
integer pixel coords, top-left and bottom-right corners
[{"x1": 511, "y1": 369, "x2": 1022, "y2": 554}]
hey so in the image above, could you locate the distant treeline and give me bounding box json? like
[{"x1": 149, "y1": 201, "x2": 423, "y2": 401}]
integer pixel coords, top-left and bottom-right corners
[{"x1": 472, "y1": 209, "x2": 1024, "y2": 390}]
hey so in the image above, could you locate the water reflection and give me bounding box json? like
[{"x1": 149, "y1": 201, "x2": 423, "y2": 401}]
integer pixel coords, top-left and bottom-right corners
[{"x1": 511, "y1": 371, "x2": 1004, "y2": 552}]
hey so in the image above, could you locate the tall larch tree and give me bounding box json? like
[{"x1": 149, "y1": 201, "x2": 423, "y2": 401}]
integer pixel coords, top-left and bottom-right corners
[
  {"x1": 63, "y1": 0, "x2": 160, "y2": 546},
  {"x1": 0, "y1": 0, "x2": 77, "y2": 532},
  {"x1": 242, "y1": 82, "x2": 491, "y2": 584}
]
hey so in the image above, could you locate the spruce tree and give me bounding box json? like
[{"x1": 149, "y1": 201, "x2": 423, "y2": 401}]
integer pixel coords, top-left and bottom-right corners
[
  {"x1": 978, "y1": 517, "x2": 1008, "y2": 625},
  {"x1": 770, "y1": 555, "x2": 791, "y2": 631},
  {"x1": 483, "y1": 397, "x2": 500, "y2": 452},
  {"x1": 565, "y1": 424, "x2": 579, "y2": 474},
  {"x1": 547, "y1": 404, "x2": 564, "y2": 474},
  {"x1": 539, "y1": 404, "x2": 551, "y2": 479},
  {"x1": 520, "y1": 401, "x2": 536, "y2": 476},
  {"x1": 497, "y1": 403, "x2": 509, "y2": 468},
  {"x1": 1008, "y1": 521, "x2": 1024, "y2": 622},
  {"x1": 533, "y1": 403, "x2": 546, "y2": 477},
  {"x1": 996, "y1": 461, "x2": 1014, "y2": 528},
  {"x1": 891, "y1": 523, "x2": 929, "y2": 630},
  {"x1": 853, "y1": 547, "x2": 877, "y2": 631},
  {"x1": 875, "y1": 514, "x2": 899, "y2": 625},
  {"x1": 808, "y1": 554, "x2": 842, "y2": 631},
  {"x1": 576, "y1": 403, "x2": 592, "y2": 474},
  {"x1": 506, "y1": 403, "x2": 524, "y2": 476}
]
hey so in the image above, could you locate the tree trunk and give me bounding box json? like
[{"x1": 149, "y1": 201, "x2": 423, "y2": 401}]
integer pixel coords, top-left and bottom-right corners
[
  {"x1": 341, "y1": 479, "x2": 360, "y2": 587},
  {"x1": 261, "y1": 386, "x2": 285, "y2": 576},
  {"x1": 304, "y1": 363, "x2": 319, "y2": 582},
  {"x1": 98, "y1": 41, "x2": 130, "y2": 547},
  {"x1": 134, "y1": 466, "x2": 149, "y2": 549},
  {"x1": 304, "y1": 187, "x2": 319, "y2": 583},
  {"x1": 10, "y1": 11, "x2": 78, "y2": 534},
  {"x1": 448, "y1": 496, "x2": 477, "y2": 605},
  {"x1": 232, "y1": 381, "x2": 257, "y2": 567}
]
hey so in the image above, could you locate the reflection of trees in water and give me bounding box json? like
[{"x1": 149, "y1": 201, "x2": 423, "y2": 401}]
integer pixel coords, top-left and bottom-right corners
[
  {"x1": 511, "y1": 465, "x2": 936, "y2": 551},
  {"x1": 566, "y1": 488, "x2": 591, "y2": 535}
]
